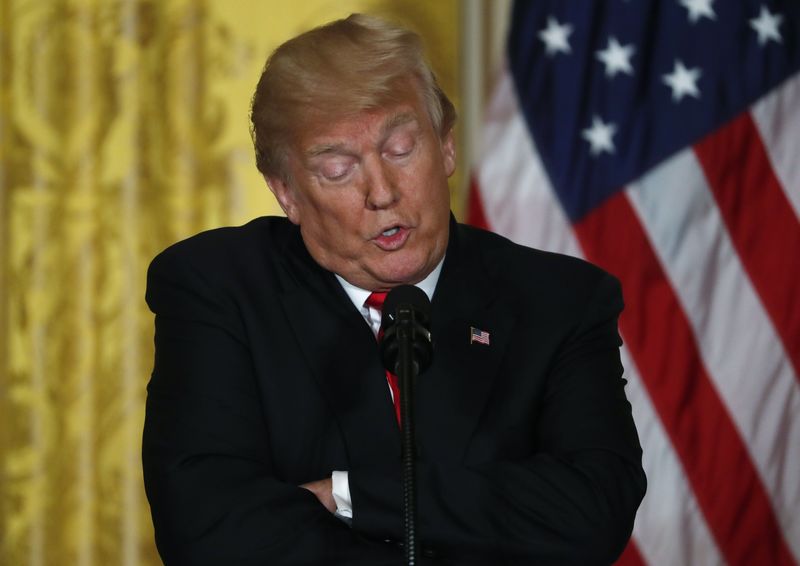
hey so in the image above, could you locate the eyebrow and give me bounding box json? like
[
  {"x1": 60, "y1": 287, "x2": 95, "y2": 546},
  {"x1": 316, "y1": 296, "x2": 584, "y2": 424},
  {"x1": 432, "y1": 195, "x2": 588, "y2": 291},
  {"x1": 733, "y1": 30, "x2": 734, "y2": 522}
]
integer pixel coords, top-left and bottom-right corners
[
  {"x1": 381, "y1": 112, "x2": 418, "y2": 137},
  {"x1": 306, "y1": 142, "x2": 351, "y2": 158},
  {"x1": 305, "y1": 111, "x2": 419, "y2": 158}
]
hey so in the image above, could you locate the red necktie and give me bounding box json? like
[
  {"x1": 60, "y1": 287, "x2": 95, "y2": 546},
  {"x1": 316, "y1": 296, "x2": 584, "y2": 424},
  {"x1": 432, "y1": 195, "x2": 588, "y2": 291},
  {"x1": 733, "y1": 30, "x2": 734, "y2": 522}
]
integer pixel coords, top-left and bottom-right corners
[{"x1": 365, "y1": 292, "x2": 401, "y2": 426}]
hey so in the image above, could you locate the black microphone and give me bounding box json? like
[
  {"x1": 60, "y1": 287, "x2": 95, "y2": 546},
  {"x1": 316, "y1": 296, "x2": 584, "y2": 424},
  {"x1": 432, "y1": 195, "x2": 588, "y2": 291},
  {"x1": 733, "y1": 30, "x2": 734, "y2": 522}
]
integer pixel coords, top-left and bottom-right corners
[
  {"x1": 377, "y1": 284, "x2": 432, "y2": 566},
  {"x1": 379, "y1": 284, "x2": 433, "y2": 376}
]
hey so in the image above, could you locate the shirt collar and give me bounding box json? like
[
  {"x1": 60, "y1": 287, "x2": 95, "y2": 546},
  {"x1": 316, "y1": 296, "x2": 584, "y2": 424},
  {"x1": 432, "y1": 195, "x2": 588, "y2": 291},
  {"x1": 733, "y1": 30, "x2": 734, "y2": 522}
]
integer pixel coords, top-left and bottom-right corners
[{"x1": 335, "y1": 256, "x2": 445, "y2": 312}]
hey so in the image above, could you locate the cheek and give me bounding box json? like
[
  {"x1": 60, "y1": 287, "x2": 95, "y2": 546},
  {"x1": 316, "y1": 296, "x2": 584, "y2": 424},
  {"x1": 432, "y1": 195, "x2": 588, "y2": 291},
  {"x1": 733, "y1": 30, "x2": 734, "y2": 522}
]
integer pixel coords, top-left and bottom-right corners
[
  {"x1": 405, "y1": 152, "x2": 451, "y2": 203},
  {"x1": 408, "y1": 172, "x2": 450, "y2": 212},
  {"x1": 303, "y1": 186, "x2": 360, "y2": 221},
  {"x1": 306, "y1": 199, "x2": 367, "y2": 245}
]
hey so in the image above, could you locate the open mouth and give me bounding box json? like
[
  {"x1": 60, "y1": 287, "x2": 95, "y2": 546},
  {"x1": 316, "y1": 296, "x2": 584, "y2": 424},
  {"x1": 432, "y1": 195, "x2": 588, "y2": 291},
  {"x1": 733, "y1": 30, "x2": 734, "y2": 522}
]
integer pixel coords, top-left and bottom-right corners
[{"x1": 373, "y1": 225, "x2": 410, "y2": 251}]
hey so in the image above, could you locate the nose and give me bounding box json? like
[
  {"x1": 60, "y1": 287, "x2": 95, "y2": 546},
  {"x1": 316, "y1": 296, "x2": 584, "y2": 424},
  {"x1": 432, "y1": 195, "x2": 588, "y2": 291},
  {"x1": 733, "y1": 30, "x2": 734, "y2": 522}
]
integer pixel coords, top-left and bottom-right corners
[{"x1": 364, "y1": 156, "x2": 399, "y2": 210}]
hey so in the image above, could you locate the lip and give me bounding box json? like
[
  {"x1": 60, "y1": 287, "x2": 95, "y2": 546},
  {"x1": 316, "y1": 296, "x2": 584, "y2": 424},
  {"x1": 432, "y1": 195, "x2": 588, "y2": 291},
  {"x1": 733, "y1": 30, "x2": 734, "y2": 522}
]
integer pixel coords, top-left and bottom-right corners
[{"x1": 372, "y1": 224, "x2": 411, "y2": 251}]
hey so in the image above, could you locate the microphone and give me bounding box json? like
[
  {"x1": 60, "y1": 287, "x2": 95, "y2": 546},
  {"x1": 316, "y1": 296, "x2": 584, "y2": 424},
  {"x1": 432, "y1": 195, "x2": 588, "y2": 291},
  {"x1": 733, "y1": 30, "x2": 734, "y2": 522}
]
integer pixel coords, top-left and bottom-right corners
[
  {"x1": 379, "y1": 285, "x2": 433, "y2": 376},
  {"x1": 377, "y1": 284, "x2": 432, "y2": 566}
]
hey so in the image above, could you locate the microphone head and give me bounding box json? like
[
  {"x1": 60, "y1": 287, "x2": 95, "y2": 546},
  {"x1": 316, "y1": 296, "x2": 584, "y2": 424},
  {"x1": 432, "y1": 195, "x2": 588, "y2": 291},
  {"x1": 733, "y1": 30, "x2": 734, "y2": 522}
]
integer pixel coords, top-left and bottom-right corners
[
  {"x1": 382, "y1": 284, "x2": 431, "y2": 327},
  {"x1": 379, "y1": 285, "x2": 433, "y2": 375}
]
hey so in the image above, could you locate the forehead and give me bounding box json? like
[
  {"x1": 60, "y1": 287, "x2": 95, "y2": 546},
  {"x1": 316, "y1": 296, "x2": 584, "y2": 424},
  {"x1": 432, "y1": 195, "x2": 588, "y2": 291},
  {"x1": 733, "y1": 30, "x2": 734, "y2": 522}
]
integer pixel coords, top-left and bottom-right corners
[
  {"x1": 290, "y1": 82, "x2": 433, "y2": 155},
  {"x1": 305, "y1": 110, "x2": 421, "y2": 156}
]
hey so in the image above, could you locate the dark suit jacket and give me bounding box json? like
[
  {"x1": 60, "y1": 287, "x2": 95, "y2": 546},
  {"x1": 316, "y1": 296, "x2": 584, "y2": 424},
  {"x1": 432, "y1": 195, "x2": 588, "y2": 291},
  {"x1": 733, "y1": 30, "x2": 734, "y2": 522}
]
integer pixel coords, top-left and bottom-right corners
[{"x1": 143, "y1": 216, "x2": 645, "y2": 565}]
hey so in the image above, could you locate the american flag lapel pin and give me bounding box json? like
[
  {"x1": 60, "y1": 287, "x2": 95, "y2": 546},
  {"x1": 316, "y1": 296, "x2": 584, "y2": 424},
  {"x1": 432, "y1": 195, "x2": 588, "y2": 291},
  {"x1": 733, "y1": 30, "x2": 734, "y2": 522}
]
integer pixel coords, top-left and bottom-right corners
[{"x1": 470, "y1": 326, "x2": 490, "y2": 346}]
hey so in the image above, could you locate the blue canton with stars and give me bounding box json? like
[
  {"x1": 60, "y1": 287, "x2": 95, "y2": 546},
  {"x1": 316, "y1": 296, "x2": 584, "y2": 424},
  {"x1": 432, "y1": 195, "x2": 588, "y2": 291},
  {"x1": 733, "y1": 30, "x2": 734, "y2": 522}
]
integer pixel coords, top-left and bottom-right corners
[{"x1": 508, "y1": 0, "x2": 800, "y2": 222}]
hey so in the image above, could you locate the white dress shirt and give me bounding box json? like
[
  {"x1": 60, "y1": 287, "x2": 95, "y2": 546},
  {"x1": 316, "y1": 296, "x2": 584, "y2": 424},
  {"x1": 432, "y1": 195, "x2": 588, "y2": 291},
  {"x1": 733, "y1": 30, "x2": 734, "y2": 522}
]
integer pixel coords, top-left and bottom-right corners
[{"x1": 329, "y1": 259, "x2": 443, "y2": 522}]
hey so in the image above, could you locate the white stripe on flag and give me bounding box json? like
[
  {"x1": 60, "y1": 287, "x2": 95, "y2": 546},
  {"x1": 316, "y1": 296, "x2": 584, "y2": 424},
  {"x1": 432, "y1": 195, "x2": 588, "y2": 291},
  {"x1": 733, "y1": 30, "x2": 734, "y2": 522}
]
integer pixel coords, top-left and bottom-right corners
[
  {"x1": 751, "y1": 73, "x2": 800, "y2": 222},
  {"x1": 621, "y1": 346, "x2": 723, "y2": 566},
  {"x1": 626, "y1": 148, "x2": 800, "y2": 558},
  {"x1": 477, "y1": 69, "x2": 582, "y2": 257}
]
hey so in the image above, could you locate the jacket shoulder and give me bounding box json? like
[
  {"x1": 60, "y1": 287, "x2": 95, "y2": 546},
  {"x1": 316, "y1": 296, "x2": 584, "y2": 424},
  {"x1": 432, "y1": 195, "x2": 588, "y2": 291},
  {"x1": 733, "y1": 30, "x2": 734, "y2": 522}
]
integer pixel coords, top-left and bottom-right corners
[
  {"x1": 457, "y1": 223, "x2": 613, "y2": 283},
  {"x1": 149, "y1": 216, "x2": 294, "y2": 271},
  {"x1": 145, "y1": 216, "x2": 298, "y2": 317}
]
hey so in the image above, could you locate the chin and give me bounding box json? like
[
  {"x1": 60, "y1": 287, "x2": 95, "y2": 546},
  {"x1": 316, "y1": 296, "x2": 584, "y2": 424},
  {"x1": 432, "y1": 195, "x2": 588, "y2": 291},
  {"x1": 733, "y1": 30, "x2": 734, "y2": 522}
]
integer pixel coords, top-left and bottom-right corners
[{"x1": 377, "y1": 259, "x2": 431, "y2": 286}]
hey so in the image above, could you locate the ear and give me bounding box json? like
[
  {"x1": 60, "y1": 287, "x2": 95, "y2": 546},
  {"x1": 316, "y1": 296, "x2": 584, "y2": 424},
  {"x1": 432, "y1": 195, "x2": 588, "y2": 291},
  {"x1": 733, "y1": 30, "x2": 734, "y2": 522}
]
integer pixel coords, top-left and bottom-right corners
[
  {"x1": 266, "y1": 175, "x2": 301, "y2": 224},
  {"x1": 441, "y1": 129, "x2": 456, "y2": 178}
]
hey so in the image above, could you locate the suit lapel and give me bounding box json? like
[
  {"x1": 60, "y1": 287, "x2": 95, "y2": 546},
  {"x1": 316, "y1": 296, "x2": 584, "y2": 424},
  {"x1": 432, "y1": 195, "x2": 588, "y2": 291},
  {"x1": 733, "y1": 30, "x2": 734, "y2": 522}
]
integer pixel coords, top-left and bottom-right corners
[
  {"x1": 273, "y1": 221, "x2": 516, "y2": 468},
  {"x1": 277, "y1": 233, "x2": 401, "y2": 467},
  {"x1": 417, "y1": 223, "x2": 517, "y2": 461}
]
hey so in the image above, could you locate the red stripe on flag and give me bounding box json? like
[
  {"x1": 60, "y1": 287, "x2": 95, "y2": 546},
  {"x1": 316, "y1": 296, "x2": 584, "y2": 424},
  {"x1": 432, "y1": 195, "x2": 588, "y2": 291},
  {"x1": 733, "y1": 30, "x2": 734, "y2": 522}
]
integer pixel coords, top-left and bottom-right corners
[
  {"x1": 614, "y1": 539, "x2": 647, "y2": 566},
  {"x1": 574, "y1": 192, "x2": 797, "y2": 566},
  {"x1": 694, "y1": 112, "x2": 800, "y2": 378},
  {"x1": 466, "y1": 175, "x2": 490, "y2": 230}
]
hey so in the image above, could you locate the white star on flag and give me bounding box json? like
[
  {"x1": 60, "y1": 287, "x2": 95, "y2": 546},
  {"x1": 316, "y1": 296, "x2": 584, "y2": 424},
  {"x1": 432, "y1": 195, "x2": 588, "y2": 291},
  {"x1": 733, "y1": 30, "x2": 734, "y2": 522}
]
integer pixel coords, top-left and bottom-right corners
[
  {"x1": 750, "y1": 5, "x2": 783, "y2": 46},
  {"x1": 596, "y1": 37, "x2": 636, "y2": 78},
  {"x1": 582, "y1": 115, "x2": 617, "y2": 156},
  {"x1": 680, "y1": 0, "x2": 716, "y2": 23},
  {"x1": 663, "y1": 60, "x2": 702, "y2": 101},
  {"x1": 538, "y1": 16, "x2": 573, "y2": 56}
]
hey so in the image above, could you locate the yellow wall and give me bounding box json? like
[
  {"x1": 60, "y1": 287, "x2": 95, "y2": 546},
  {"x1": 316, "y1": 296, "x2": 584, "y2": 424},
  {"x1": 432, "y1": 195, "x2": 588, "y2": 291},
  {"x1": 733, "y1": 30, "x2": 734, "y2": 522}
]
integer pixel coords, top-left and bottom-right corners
[{"x1": 0, "y1": 1, "x2": 460, "y2": 564}]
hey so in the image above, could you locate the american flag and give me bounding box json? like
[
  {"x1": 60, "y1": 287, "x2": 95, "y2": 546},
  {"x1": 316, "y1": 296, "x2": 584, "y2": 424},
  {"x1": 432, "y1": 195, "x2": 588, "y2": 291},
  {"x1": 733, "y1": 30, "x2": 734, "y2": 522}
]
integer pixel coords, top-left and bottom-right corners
[
  {"x1": 470, "y1": 326, "x2": 490, "y2": 345},
  {"x1": 468, "y1": 1, "x2": 800, "y2": 564}
]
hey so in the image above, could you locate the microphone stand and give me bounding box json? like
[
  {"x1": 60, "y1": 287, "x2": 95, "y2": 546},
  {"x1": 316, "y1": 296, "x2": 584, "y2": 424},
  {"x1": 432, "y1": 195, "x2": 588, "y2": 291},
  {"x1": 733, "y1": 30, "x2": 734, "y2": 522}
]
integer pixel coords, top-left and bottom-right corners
[
  {"x1": 381, "y1": 286, "x2": 432, "y2": 566},
  {"x1": 395, "y1": 306, "x2": 420, "y2": 566}
]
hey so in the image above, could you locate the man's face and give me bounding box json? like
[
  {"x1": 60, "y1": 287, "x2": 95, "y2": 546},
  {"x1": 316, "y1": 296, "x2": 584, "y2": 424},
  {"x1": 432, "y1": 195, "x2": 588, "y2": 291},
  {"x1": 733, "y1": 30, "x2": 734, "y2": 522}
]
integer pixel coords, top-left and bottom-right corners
[{"x1": 268, "y1": 84, "x2": 456, "y2": 291}]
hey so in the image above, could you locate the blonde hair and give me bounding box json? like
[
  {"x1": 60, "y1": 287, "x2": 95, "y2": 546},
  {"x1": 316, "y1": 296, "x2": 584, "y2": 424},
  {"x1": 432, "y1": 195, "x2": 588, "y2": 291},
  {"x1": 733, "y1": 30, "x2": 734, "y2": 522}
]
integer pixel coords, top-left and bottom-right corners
[{"x1": 250, "y1": 13, "x2": 457, "y2": 180}]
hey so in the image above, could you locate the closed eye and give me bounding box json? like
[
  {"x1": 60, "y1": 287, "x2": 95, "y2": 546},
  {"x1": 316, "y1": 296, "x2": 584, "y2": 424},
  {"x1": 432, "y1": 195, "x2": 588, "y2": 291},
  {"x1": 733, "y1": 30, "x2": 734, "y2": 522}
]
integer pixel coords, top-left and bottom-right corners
[
  {"x1": 388, "y1": 148, "x2": 413, "y2": 158},
  {"x1": 317, "y1": 158, "x2": 356, "y2": 182},
  {"x1": 384, "y1": 140, "x2": 415, "y2": 160},
  {"x1": 323, "y1": 168, "x2": 351, "y2": 181}
]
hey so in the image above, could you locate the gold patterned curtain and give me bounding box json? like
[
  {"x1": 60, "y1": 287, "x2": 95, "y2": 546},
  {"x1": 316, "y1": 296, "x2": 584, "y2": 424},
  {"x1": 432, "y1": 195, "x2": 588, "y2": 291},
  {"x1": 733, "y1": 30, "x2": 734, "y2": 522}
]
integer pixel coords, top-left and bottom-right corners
[{"x1": 0, "y1": 1, "x2": 460, "y2": 563}]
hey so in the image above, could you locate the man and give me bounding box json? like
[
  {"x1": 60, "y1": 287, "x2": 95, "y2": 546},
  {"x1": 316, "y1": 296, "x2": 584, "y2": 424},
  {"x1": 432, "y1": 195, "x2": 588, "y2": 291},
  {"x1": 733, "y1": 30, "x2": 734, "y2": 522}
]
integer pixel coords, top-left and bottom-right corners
[{"x1": 143, "y1": 14, "x2": 645, "y2": 565}]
